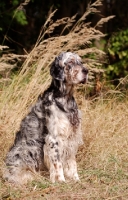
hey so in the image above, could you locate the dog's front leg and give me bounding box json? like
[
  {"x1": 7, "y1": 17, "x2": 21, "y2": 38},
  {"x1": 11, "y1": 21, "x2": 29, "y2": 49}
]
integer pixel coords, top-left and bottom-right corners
[
  {"x1": 44, "y1": 136, "x2": 65, "y2": 183},
  {"x1": 49, "y1": 158, "x2": 65, "y2": 183},
  {"x1": 64, "y1": 158, "x2": 80, "y2": 182}
]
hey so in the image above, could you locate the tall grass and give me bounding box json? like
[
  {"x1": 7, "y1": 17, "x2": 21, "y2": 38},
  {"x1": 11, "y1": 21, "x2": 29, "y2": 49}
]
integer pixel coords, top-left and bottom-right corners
[{"x1": 0, "y1": 0, "x2": 113, "y2": 137}]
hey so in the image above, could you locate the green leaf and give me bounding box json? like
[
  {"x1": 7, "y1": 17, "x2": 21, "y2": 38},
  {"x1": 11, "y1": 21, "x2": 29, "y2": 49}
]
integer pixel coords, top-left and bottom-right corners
[
  {"x1": 108, "y1": 48, "x2": 115, "y2": 56},
  {"x1": 12, "y1": 0, "x2": 19, "y2": 6},
  {"x1": 14, "y1": 10, "x2": 28, "y2": 25},
  {"x1": 108, "y1": 65, "x2": 114, "y2": 71}
]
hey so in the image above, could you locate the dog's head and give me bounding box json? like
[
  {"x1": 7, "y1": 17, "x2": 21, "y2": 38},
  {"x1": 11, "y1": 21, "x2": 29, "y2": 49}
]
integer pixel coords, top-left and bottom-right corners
[{"x1": 50, "y1": 52, "x2": 88, "y2": 85}]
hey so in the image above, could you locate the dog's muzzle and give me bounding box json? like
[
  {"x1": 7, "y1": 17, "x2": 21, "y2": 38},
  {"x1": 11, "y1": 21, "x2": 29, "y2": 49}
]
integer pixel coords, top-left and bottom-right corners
[{"x1": 81, "y1": 67, "x2": 88, "y2": 84}]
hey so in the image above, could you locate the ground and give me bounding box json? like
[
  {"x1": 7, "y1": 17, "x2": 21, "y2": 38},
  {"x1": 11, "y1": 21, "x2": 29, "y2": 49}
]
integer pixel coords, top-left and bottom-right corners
[{"x1": 0, "y1": 97, "x2": 128, "y2": 200}]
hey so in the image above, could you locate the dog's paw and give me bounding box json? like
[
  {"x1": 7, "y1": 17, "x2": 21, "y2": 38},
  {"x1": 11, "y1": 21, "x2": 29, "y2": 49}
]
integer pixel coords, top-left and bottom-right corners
[
  {"x1": 57, "y1": 175, "x2": 65, "y2": 182},
  {"x1": 72, "y1": 174, "x2": 80, "y2": 182},
  {"x1": 50, "y1": 174, "x2": 65, "y2": 183}
]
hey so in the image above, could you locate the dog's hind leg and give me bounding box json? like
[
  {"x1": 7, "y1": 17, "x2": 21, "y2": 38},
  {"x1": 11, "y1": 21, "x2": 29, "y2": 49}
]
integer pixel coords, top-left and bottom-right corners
[{"x1": 4, "y1": 143, "x2": 41, "y2": 185}]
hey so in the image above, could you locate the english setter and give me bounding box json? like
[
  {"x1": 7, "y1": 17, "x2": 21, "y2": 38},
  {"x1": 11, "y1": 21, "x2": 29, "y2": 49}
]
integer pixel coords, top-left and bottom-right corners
[{"x1": 4, "y1": 52, "x2": 88, "y2": 184}]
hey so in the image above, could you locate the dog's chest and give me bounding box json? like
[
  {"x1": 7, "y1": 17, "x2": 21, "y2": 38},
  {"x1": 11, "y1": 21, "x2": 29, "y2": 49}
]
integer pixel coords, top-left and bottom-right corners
[
  {"x1": 46, "y1": 103, "x2": 73, "y2": 138},
  {"x1": 46, "y1": 100, "x2": 81, "y2": 138},
  {"x1": 44, "y1": 102, "x2": 83, "y2": 162}
]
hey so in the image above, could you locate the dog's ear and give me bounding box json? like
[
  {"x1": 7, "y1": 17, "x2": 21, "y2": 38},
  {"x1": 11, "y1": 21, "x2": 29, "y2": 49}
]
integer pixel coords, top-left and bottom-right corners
[{"x1": 50, "y1": 57, "x2": 64, "y2": 81}]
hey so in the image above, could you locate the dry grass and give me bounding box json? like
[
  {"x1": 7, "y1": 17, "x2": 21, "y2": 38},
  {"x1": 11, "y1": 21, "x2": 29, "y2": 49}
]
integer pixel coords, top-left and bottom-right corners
[
  {"x1": 0, "y1": 0, "x2": 113, "y2": 136},
  {"x1": 0, "y1": 0, "x2": 128, "y2": 199},
  {"x1": 0, "y1": 97, "x2": 128, "y2": 200}
]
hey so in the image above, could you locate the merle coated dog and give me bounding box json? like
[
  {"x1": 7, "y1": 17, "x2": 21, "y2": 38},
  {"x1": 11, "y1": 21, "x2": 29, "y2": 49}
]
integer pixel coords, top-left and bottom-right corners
[{"x1": 4, "y1": 52, "x2": 88, "y2": 184}]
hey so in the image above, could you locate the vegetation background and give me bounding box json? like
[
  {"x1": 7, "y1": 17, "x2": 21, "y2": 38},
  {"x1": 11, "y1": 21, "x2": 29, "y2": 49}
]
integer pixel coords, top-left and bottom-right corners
[
  {"x1": 0, "y1": 0, "x2": 128, "y2": 82},
  {"x1": 0, "y1": 0, "x2": 128, "y2": 199}
]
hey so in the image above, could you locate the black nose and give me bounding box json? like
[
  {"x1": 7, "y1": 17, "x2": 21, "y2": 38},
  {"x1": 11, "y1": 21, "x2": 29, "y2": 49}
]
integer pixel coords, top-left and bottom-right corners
[{"x1": 82, "y1": 68, "x2": 88, "y2": 74}]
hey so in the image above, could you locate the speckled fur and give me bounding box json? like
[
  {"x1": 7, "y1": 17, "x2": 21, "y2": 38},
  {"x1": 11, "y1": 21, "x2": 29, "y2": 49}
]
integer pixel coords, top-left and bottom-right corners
[{"x1": 4, "y1": 52, "x2": 88, "y2": 184}]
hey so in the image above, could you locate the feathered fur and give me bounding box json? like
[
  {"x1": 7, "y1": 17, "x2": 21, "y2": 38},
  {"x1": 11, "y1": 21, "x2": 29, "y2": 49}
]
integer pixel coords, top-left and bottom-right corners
[{"x1": 4, "y1": 52, "x2": 88, "y2": 184}]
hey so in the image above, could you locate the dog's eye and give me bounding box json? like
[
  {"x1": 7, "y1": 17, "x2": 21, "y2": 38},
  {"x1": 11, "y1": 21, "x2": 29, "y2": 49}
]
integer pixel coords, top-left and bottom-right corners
[{"x1": 69, "y1": 61, "x2": 74, "y2": 64}]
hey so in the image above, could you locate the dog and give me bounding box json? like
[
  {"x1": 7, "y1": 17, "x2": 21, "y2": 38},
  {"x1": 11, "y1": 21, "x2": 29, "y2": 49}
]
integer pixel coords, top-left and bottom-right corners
[{"x1": 4, "y1": 52, "x2": 88, "y2": 184}]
